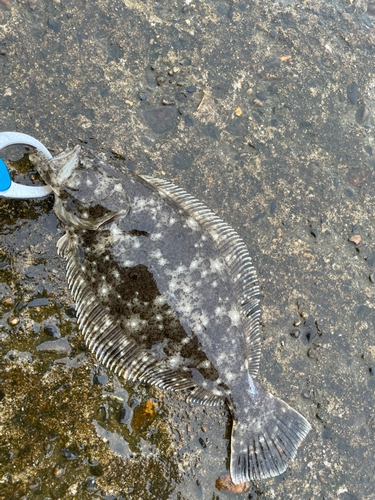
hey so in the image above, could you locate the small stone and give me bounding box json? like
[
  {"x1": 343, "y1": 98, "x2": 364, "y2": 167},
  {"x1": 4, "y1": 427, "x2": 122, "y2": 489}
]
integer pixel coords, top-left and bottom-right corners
[
  {"x1": 311, "y1": 229, "x2": 318, "y2": 238},
  {"x1": 368, "y1": 3, "x2": 375, "y2": 16},
  {"x1": 290, "y1": 329, "x2": 300, "y2": 338},
  {"x1": 270, "y1": 30, "x2": 277, "y2": 38},
  {"x1": 186, "y1": 85, "x2": 196, "y2": 93},
  {"x1": 28, "y1": 298, "x2": 49, "y2": 308},
  {"x1": 162, "y1": 98, "x2": 175, "y2": 106},
  {"x1": 215, "y1": 473, "x2": 250, "y2": 494},
  {"x1": 182, "y1": 5, "x2": 189, "y2": 13},
  {"x1": 65, "y1": 305, "x2": 76, "y2": 318},
  {"x1": 44, "y1": 325, "x2": 61, "y2": 339},
  {"x1": 3, "y1": 297, "x2": 13, "y2": 305},
  {"x1": 138, "y1": 92, "x2": 147, "y2": 101},
  {"x1": 252, "y1": 98, "x2": 263, "y2": 107},
  {"x1": 356, "y1": 105, "x2": 371, "y2": 125},
  {"x1": 369, "y1": 367, "x2": 374, "y2": 375},
  {"x1": 86, "y1": 477, "x2": 97, "y2": 489},
  {"x1": 176, "y1": 81, "x2": 186, "y2": 86},
  {"x1": 347, "y1": 168, "x2": 368, "y2": 186},
  {"x1": 370, "y1": 273, "x2": 375, "y2": 283},
  {"x1": 48, "y1": 19, "x2": 61, "y2": 33},
  {"x1": 185, "y1": 115, "x2": 194, "y2": 127},
  {"x1": 294, "y1": 320, "x2": 301, "y2": 326},
  {"x1": 54, "y1": 466, "x2": 65, "y2": 478},
  {"x1": 235, "y1": 107, "x2": 242, "y2": 116},
  {"x1": 308, "y1": 350, "x2": 318, "y2": 359},
  {"x1": 156, "y1": 76, "x2": 165, "y2": 85},
  {"x1": 271, "y1": 118, "x2": 278, "y2": 127},
  {"x1": 61, "y1": 448, "x2": 79, "y2": 460},
  {"x1": 0, "y1": 49, "x2": 6, "y2": 56},
  {"x1": 347, "y1": 82, "x2": 358, "y2": 105},
  {"x1": 36, "y1": 337, "x2": 71, "y2": 355},
  {"x1": 9, "y1": 317, "x2": 19, "y2": 326},
  {"x1": 201, "y1": 426, "x2": 207, "y2": 432},
  {"x1": 348, "y1": 235, "x2": 361, "y2": 245}
]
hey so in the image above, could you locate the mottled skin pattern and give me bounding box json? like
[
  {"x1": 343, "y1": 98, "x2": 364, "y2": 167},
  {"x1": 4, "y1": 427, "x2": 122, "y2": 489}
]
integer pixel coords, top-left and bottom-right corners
[{"x1": 31, "y1": 145, "x2": 311, "y2": 483}]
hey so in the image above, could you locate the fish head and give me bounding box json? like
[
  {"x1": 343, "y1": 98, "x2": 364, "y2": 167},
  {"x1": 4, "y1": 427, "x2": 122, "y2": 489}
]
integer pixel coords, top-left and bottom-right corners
[{"x1": 30, "y1": 145, "x2": 130, "y2": 229}]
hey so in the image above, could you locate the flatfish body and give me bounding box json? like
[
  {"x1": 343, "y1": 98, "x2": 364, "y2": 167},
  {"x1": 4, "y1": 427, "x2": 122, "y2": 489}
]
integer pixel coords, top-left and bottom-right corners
[{"x1": 31, "y1": 145, "x2": 311, "y2": 483}]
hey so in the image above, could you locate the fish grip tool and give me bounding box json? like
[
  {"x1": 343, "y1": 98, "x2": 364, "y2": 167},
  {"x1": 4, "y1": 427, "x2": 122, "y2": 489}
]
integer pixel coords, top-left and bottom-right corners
[{"x1": 0, "y1": 131, "x2": 52, "y2": 199}]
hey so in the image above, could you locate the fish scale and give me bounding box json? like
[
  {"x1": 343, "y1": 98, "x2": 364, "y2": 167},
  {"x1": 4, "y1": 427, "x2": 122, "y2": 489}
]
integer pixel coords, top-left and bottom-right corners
[{"x1": 30, "y1": 144, "x2": 311, "y2": 484}]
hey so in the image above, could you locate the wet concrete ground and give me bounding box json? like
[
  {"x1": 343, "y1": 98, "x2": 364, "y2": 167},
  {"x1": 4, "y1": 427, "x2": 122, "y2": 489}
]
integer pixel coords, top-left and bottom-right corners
[{"x1": 1, "y1": 0, "x2": 375, "y2": 498}]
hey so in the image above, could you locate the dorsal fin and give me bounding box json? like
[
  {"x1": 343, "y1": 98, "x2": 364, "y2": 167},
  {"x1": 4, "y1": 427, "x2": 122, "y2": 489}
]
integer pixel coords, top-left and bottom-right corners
[{"x1": 140, "y1": 176, "x2": 261, "y2": 378}]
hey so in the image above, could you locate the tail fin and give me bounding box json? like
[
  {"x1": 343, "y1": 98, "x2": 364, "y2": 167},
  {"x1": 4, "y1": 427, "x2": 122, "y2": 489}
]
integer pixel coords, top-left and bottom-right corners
[{"x1": 230, "y1": 384, "x2": 311, "y2": 484}]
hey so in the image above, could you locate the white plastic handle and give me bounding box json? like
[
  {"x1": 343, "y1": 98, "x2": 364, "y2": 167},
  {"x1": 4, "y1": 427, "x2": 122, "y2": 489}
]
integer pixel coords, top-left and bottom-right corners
[{"x1": 0, "y1": 131, "x2": 53, "y2": 199}]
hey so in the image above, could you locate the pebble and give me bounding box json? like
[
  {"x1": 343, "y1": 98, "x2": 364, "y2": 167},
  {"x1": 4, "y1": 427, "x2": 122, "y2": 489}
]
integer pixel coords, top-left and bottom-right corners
[
  {"x1": 270, "y1": 30, "x2": 277, "y2": 38},
  {"x1": 356, "y1": 105, "x2": 371, "y2": 125},
  {"x1": 311, "y1": 229, "x2": 318, "y2": 238},
  {"x1": 86, "y1": 477, "x2": 97, "y2": 489},
  {"x1": 138, "y1": 92, "x2": 147, "y2": 101},
  {"x1": 176, "y1": 81, "x2": 186, "y2": 86},
  {"x1": 215, "y1": 474, "x2": 250, "y2": 494},
  {"x1": 36, "y1": 337, "x2": 71, "y2": 355},
  {"x1": 252, "y1": 98, "x2": 263, "y2": 107},
  {"x1": 0, "y1": 49, "x2": 6, "y2": 56},
  {"x1": 308, "y1": 350, "x2": 318, "y2": 359},
  {"x1": 48, "y1": 19, "x2": 61, "y2": 33},
  {"x1": 65, "y1": 305, "x2": 76, "y2": 318},
  {"x1": 290, "y1": 328, "x2": 300, "y2": 338},
  {"x1": 44, "y1": 325, "x2": 61, "y2": 339},
  {"x1": 271, "y1": 118, "x2": 278, "y2": 127},
  {"x1": 370, "y1": 273, "x2": 375, "y2": 283},
  {"x1": 186, "y1": 85, "x2": 196, "y2": 93},
  {"x1": 3, "y1": 297, "x2": 13, "y2": 305},
  {"x1": 346, "y1": 168, "x2": 368, "y2": 186},
  {"x1": 162, "y1": 98, "x2": 175, "y2": 106},
  {"x1": 61, "y1": 448, "x2": 79, "y2": 460},
  {"x1": 28, "y1": 298, "x2": 49, "y2": 308},
  {"x1": 368, "y1": 3, "x2": 375, "y2": 16},
  {"x1": 9, "y1": 317, "x2": 19, "y2": 326},
  {"x1": 54, "y1": 466, "x2": 65, "y2": 478},
  {"x1": 347, "y1": 83, "x2": 358, "y2": 105},
  {"x1": 185, "y1": 115, "x2": 194, "y2": 127},
  {"x1": 156, "y1": 76, "x2": 165, "y2": 86},
  {"x1": 348, "y1": 235, "x2": 361, "y2": 245}
]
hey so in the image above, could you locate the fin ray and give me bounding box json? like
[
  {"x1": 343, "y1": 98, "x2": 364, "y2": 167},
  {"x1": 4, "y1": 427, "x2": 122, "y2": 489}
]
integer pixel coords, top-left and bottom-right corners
[{"x1": 141, "y1": 175, "x2": 261, "y2": 378}]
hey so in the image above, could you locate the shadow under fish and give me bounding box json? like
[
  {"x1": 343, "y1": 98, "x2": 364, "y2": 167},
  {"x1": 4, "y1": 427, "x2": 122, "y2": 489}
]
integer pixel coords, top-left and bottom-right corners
[{"x1": 30, "y1": 144, "x2": 311, "y2": 484}]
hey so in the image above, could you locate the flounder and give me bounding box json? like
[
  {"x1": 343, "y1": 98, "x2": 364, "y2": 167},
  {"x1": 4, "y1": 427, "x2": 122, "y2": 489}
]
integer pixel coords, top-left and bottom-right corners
[{"x1": 31, "y1": 145, "x2": 310, "y2": 483}]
